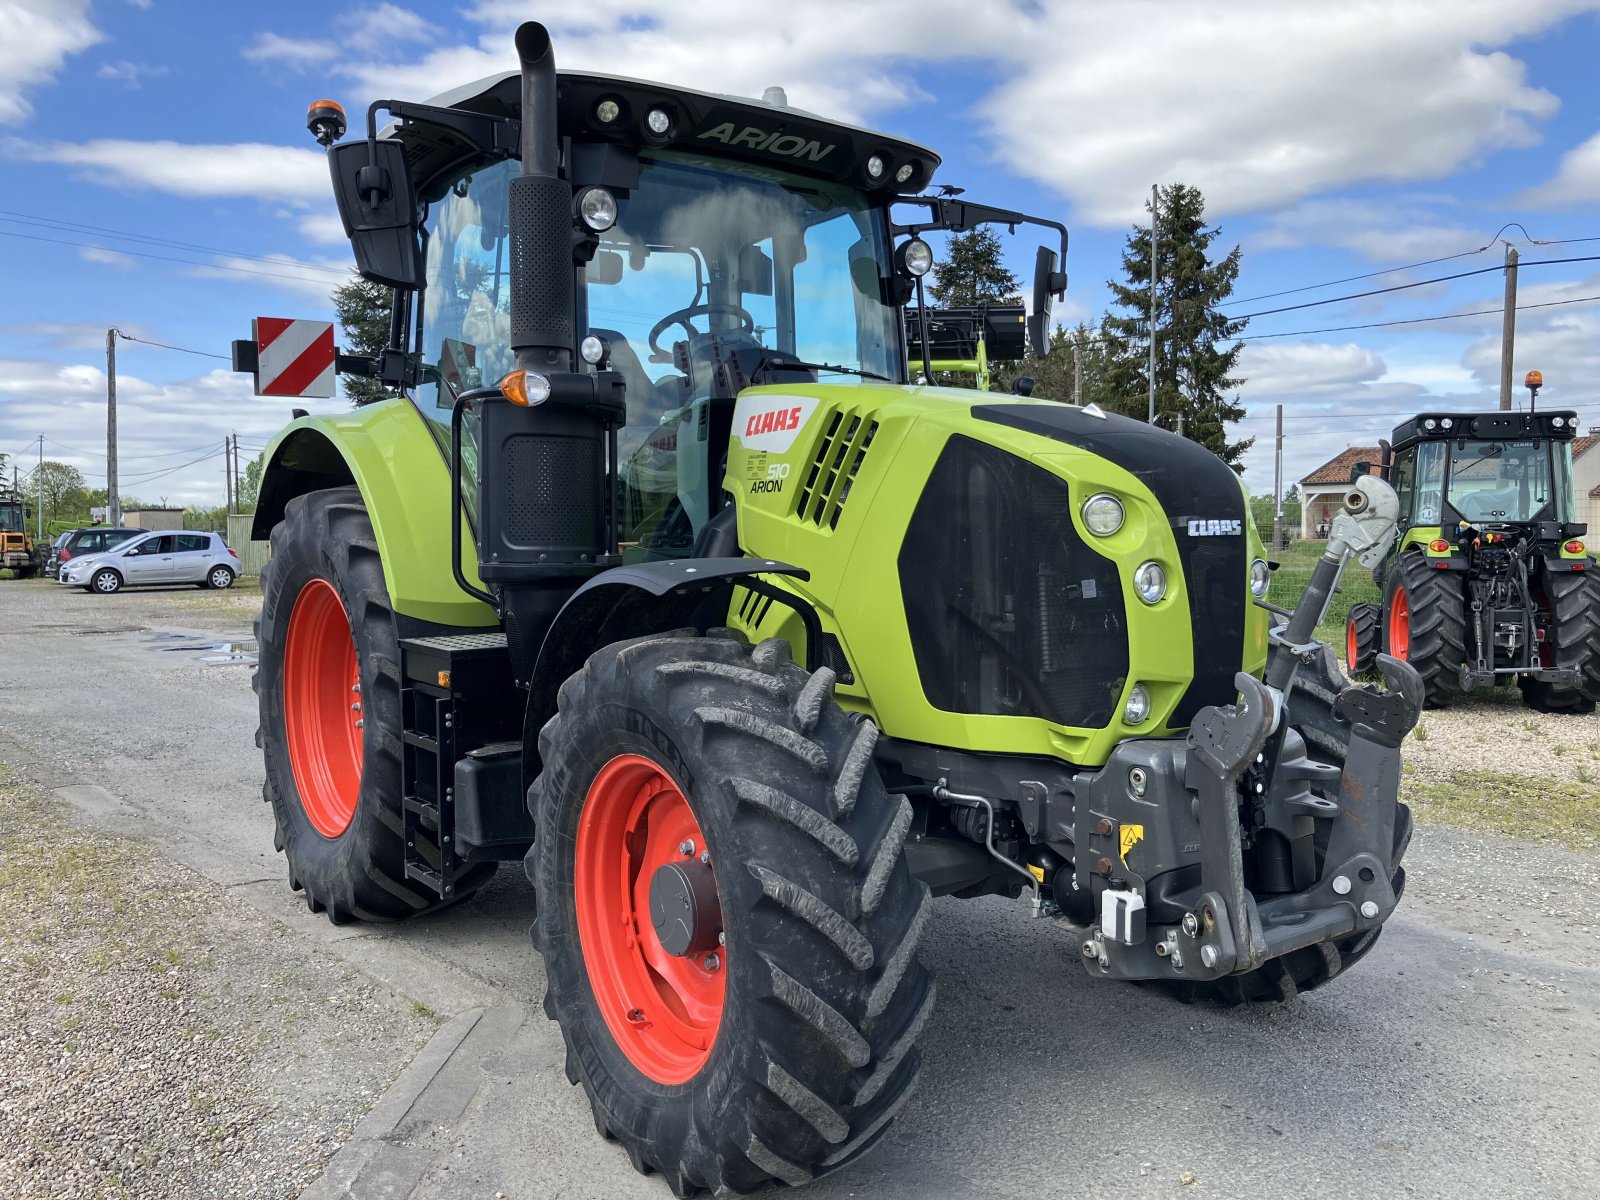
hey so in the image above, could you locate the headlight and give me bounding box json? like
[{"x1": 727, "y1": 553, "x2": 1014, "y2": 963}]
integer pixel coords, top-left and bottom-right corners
[
  {"x1": 896, "y1": 238, "x2": 933, "y2": 277},
  {"x1": 1082, "y1": 493, "x2": 1124, "y2": 536},
  {"x1": 576, "y1": 186, "x2": 617, "y2": 232},
  {"x1": 1250, "y1": 558, "x2": 1270, "y2": 598},
  {"x1": 1134, "y1": 560, "x2": 1166, "y2": 604},
  {"x1": 1124, "y1": 684, "x2": 1151, "y2": 726}
]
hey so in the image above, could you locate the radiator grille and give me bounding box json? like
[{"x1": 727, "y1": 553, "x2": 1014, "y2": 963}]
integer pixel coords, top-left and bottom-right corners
[{"x1": 794, "y1": 410, "x2": 878, "y2": 530}]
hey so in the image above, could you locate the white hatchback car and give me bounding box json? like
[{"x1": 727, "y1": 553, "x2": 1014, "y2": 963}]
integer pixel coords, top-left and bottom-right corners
[{"x1": 58, "y1": 530, "x2": 238, "y2": 593}]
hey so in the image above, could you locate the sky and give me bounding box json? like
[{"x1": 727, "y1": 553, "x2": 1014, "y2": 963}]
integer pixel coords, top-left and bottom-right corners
[{"x1": 6, "y1": 0, "x2": 1600, "y2": 505}]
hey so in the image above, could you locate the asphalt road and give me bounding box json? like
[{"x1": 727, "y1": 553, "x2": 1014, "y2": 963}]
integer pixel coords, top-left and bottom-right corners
[{"x1": 3, "y1": 579, "x2": 1598, "y2": 1199}]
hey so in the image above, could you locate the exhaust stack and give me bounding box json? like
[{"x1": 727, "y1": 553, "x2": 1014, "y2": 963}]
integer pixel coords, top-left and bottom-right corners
[{"x1": 508, "y1": 21, "x2": 572, "y2": 371}]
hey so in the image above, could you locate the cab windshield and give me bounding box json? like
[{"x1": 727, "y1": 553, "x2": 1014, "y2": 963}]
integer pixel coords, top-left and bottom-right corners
[
  {"x1": 0, "y1": 503, "x2": 23, "y2": 533},
  {"x1": 1444, "y1": 439, "x2": 1559, "y2": 523}
]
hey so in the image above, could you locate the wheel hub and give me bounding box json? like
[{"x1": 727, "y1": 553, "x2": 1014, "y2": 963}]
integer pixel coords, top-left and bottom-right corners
[{"x1": 648, "y1": 859, "x2": 722, "y2": 957}]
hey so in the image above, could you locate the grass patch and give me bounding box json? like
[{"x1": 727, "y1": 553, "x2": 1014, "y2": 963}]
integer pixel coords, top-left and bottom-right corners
[
  {"x1": 1406, "y1": 769, "x2": 1600, "y2": 851},
  {"x1": 1268, "y1": 539, "x2": 1384, "y2": 645}
]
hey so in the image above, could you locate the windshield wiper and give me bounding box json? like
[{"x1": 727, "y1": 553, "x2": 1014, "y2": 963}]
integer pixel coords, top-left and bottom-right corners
[{"x1": 753, "y1": 351, "x2": 892, "y2": 383}]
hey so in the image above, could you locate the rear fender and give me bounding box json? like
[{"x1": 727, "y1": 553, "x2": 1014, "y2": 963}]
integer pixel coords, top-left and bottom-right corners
[{"x1": 252, "y1": 399, "x2": 495, "y2": 628}]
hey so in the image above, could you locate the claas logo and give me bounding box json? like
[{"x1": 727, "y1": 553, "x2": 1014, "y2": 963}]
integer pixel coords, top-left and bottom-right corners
[{"x1": 744, "y1": 406, "x2": 804, "y2": 438}]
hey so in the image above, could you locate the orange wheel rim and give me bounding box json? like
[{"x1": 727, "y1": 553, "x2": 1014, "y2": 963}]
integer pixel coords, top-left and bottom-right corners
[
  {"x1": 574, "y1": 754, "x2": 724, "y2": 1084},
  {"x1": 1346, "y1": 617, "x2": 1360, "y2": 668},
  {"x1": 283, "y1": 578, "x2": 363, "y2": 838},
  {"x1": 1388, "y1": 589, "x2": 1411, "y2": 660}
]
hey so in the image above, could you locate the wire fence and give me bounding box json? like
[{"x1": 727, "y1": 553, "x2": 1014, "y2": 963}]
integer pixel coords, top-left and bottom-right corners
[{"x1": 1268, "y1": 542, "x2": 1383, "y2": 644}]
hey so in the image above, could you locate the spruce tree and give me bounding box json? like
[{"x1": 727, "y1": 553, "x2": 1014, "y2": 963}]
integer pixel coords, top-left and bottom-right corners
[
  {"x1": 1099, "y1": 184, "x2": 1251, "y2": 465},
  {"x1": 928, "y1": 227, "x2": 1021, "y2": 308},
  {"x1": 332, "y1": 273, "x2": 395, "y2": 406}
]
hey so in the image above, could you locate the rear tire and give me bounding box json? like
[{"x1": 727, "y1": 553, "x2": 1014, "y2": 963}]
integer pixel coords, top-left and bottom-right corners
[
  {"x1": 530, "y1": 631, "x2": 932, "y2": 1195},
  {"x1": 1345, "y1": 602, "x2": 1380, "y2": 675},
  {"x1": 1519, "y1": 565, "x2": 1600, "y2": 714},
  {"x1": 1383, "y1": 548, "x2": 1467, "y2": 706},
  {"x1": 255, "y1": 487, "x2": 493, "y2": 923}
]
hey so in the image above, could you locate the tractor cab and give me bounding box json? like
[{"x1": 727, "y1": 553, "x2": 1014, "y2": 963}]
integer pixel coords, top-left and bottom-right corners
[{"x1": 1383, "y1": 409, "x2": 1584, "y2": 538}]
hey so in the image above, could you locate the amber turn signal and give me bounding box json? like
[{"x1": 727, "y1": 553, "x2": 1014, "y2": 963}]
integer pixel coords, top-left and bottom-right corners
[
  {"x1": 498, "y1": 369, "x2": 552, "y2": 406},
  {"x1": 1429, "y1": 539, "x2": 1451, "y2": 553},
  {"x1": 1565, "y1": 539, "x2": 1585, "y2": 555}
]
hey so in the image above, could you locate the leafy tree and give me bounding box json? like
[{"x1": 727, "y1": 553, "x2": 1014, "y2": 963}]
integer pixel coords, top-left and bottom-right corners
[
  {"x1": 27, "y1": 461, "x2": 85, "y2": 518},
  {"x1": 333, "y1": 273, "x2": 395, "y2": 406},
  {"x1": 239, "y1": 452, "x2": 265, "y2": 512},
  {"x1": 929, "y1": 227, "x2": 1021, "y2": 308},
  {"x1": 1099, "y1": 184, "x2": 1252, "y2": 466}
]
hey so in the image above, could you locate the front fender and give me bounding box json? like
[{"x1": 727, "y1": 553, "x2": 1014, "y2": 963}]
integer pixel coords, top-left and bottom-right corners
[{"x1": 252, "y1": 398, "x2": 495, "y2": 628}]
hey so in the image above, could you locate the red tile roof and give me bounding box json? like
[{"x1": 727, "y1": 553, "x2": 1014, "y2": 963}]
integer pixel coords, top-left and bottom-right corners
[
  {"x1": 1572, "y1": 434, "x2": 1598, "y2": 461},
  {"x1": 1301, "y1": 446, "x2": 1382, "y2": 487}
]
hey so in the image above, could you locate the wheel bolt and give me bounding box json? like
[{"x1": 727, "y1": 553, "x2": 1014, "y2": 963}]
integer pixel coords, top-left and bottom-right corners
[
  {"x1": 702, "y1": 953, "x2": 720, "y2": 971},
  {"x1": 1332, "y1": 875, "x2": 1352, "y2": 895},
  {"x1": 1200, "y1": 945, "x2": 1219, "y2": 968},
  {"x1": 1360, "y1": 900, "x2": 1380, "y2": 918},
  {"x1": 678, "y1": 839, "x2": 696, "y2": 856}
]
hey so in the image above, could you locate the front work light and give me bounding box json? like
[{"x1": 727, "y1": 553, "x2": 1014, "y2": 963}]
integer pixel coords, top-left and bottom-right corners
[
  {"x1": 1082, "y1": 493, "x2": 1124, "y2": 536},
  {"x1": 1134, "y1": 561, "x2": 1167, "y2": 604},
  {"x1": 1249, "y1": 558, "x2": 1270, "y2": 598},
  {"x1": 499, "y1": 369, "x2": 552, "y2": 406},
  {"x1": 1124, "y1": 684, "x2": 1152, "y2": 726},
  {"x1": 896, "y1": 238, "x2": 933, "y2": 277},
  {"x1": 576, "y1": 186, "x2": 618, "y2": 231}
]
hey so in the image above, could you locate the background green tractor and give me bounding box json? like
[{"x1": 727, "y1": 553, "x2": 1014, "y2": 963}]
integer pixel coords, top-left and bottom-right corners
[
  {"x1": 238, "y1": 22, "x2": 1423, "y2": 1193},
  {"x1": 1344, "y1": 409, "x2": 1600, "y2": 712}
]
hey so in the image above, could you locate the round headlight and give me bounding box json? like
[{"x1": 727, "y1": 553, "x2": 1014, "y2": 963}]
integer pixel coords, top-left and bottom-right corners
[
  {"x1": 1440, "y1": 417, "x2": 1454, "y2": 429},
  {"x1": 895, "y1": 161, "x2": 916, "y2": 184},
  {"x1": 645, "y1": 107, "x2": 673, "y2": 136},
  {"x1": 594, "y1": 99, "x2": 621, "y2": 125},
  {"x1": 866, "y1": 153, "x2": 886, "y2": 180},
  {"x1": 1552, "y1": 415, "x2": 1566, "y2": 428},
  {"x1": 576, "y1": 186, "x2": 617, "y2": 232},
  {"x1": 580, "y1": 334, "x2": 609, "y2": 365},
  {"x1": 1082, "y1": 493, "x2": 1124, "y2": 536},
  {"x1": 1124, "y1": 684, "x2": 1152, "y2": 726},
  {"x1": 1424, "y1": 418, "x2": 1437, "y2": 430},
  {"x1": 1134, "y1": 560, "x2": 1167, "y2": 604},
  {"x1": 897, "y1": 237, "x2": 933, "y2": 277},
  {"x1": 1250, "y1": 558, "x2": 1270, "y2": 598}
]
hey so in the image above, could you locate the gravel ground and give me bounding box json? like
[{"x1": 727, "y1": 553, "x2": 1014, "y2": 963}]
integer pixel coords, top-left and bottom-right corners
[{"x1": 0, "y1": 767, "x2": 437, "y2": 1200}]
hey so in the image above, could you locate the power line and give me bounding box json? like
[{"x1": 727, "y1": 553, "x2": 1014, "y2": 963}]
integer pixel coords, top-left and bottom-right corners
[
  {"x1": 1231, "y1": 254, "x2": 1600, "y2": 322},
  {"x1": 0, "y1": 210, "x2": 349, "y2": 278},
  {"x1": 1233, "y1": 290, "x2": 1600, "y2": 342},
  {"x1": 114, "y1": 331, "x2": 229, "y2": 361},
  {"x1": 0, "y1": 228, "x2": 344, "y2": 289}
]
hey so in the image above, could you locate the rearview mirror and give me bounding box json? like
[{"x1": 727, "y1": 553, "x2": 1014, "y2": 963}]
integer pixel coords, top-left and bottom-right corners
[
  {"x1": 329, "y1": 138, "x2": 423, "y2": 289},
  {"x1": 738, "y1": 244, "x2": 774, "y2": 296},
  {"x1": 1029, "y1": 245, "x2": 1066, "y2": 359},
  {"x1": 588, "y1": 250, "x2": 624, "y2": 286}
]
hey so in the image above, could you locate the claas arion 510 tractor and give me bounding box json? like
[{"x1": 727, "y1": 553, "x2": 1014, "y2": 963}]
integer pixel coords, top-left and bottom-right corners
[
  {"x1": 1344, "y1": 409, "x2": 1600, "y2": 712},
  {"x1": 238, "y1": 23, "x2": 1425, "y2": 1193}
]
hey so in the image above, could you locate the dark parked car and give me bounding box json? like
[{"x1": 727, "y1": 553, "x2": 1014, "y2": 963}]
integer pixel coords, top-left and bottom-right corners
[{"x1": 47, "y1": 527, "x2": 142, "y2": 579}]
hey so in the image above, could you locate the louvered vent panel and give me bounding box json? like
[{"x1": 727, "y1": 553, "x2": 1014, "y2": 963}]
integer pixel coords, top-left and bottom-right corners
[{"x1": 793, "y1": 411, "x2": 879, "y2": 531}]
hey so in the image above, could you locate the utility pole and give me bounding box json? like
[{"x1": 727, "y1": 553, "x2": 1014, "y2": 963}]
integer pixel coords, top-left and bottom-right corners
[
  {"x1": 1072, "y1": 336, "x2": 1084, "y2": 406},
  {"x1": 107, "y1": 328, "x2": 120, "y2": 527},
  {"x1": 1272, "y1": 404, "x2": 1285, "y2": 550},
  {"x1": 36, "y1": 434, "x2": 44, "y2": 542},
  {"x1": 1499, "y1": 243, "x2": 1518, "y2": 411},
  {"x1": 224, "y1": 437, "x2": 234, "y2": 515},
  {"x1": 233, "y1": 433, "x2": 243, "y2": 510},
  {"x1": 1147, "y1": 183, "x2": 1159, "y2": 424}
]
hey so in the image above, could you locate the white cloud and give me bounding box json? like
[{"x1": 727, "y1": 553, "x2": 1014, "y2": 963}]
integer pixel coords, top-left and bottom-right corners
[
  {"x1": 185, "y1": 253, "x2": 348, "y2": 306},
  {"x1": 1520, "y1": 130, "x2": 1600, "y2": 207},
  {"x1": 981, "y1": 1, "x2": 1579, "y2": 225},
  {"x1": 78, "y1": 246, "x2": 134, "y2": 268},
  {"x1": 0, "y1": 0, "x2": 102, "y2": 124},
  {"x1": 0, "y1": 357, "x2": 350, "y2": 505},
  {"x1": 1253, "y1": 199, "x2": 1492, "y2": 263},
  {"x1": 296, "y1": 209, "x2": 348, "y2": 245},
  {"x1": 8, "y1": 138, "x2": 328, "y2": 203},
  {"x1": 1238, "y1": 341, "x2": 1387, "y2": 398},
  {"x1": 95, "y1": 59, "x2": 169, "y2": 88},
  {"x1": 241, "y1": 32, "x2": 338, "y2": 67},
  {"x1": 0, "y1": 321, "x2": 148, "y2": 351}
]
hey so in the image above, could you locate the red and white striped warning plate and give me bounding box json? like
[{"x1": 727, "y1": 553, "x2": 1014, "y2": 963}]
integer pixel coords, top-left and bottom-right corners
[{"x1": 253, "y1": 317, "x2": 335, "y2": 398}]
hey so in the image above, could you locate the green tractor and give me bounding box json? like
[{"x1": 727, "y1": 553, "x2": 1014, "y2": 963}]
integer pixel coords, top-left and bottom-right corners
[
  {"x1": 239, "y1": 22, "x2": 1424, "y2": 1193},
  {"x1": 1344, "y1": 409, "x2": 1600, "y2": 712}
]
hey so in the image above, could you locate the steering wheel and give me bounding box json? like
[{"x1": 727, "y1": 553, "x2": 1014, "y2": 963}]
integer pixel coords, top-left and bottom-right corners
[{"x1": 648, "y1": 302, "x2": 756, "y2": 359}]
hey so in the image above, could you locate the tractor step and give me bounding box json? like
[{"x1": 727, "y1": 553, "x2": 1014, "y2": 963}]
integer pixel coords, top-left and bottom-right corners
[{"x1": 399, "y1": 631, "x2": 528, "y2": 896}]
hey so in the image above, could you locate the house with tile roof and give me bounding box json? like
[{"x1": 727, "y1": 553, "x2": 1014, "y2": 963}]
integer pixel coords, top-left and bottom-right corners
[
  {"x1": 1573, "y1": 431, "x2": 1600, "y2": 534},
  {"x1": 1298, "y1": 446, "x2": 1381, "y2": 539}
]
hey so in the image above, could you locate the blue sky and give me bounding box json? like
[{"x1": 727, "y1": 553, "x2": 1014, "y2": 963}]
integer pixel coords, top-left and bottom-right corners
[{"x1": 6, "y1": 0, "x2": 1600, "y2": 504}]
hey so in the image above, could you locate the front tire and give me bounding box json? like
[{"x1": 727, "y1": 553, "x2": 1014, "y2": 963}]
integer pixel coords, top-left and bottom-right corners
[
  {"x1": 1384, "y1": 548, "x2": 1467, "y2": 706},
  {"x1": 206, "y1": 565, "x2": 235, "y2": 590},
  {"x1": 255, "y1": 487, "x2": 493, "y2": 922},
  {"x1": 531, "y1": 631, "x2": 932, "y2": 1195},
  {"x1": 91, "y1": 568, "x2": 121, "y2": 594}
]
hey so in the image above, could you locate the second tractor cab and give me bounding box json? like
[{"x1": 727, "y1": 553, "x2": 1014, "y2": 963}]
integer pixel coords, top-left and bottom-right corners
[
  {"x1": 0, "y1": 490, "x2": 38, "y2": 577},
  {"x1": 1345, "y1": 408, "x2": 1600, "y2": 711}
]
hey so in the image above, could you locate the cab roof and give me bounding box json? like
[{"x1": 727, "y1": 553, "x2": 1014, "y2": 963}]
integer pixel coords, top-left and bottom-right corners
[
  {"x1": 1390, "y1": 409, "x2": 1581, "y2": 449},
  {"x1": 396, "y1": 69, "x2": 941, "y2": 200}
]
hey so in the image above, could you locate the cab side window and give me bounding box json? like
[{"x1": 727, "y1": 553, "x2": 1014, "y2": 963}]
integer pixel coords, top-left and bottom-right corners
[{"x1": 1390, "y1": 450, "x2": 1416, "y2": 524}]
